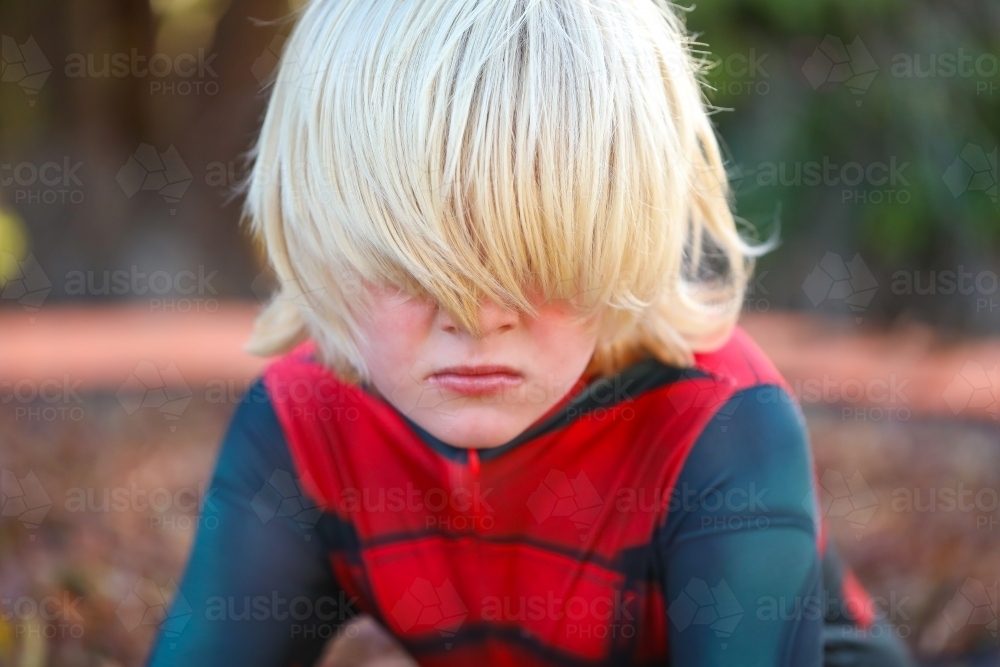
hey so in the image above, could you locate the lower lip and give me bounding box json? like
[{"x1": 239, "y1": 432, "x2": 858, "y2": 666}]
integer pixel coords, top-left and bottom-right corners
[{"x1": 427, "y1": 372, "x2": 523, "y2": 395}]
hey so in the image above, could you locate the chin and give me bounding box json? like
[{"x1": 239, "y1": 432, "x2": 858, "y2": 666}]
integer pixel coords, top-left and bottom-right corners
[{"x1": 424, "y1": 409, "x2": 529, "y2": 449}]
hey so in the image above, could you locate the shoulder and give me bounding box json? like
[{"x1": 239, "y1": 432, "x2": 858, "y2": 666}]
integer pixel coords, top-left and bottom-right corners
[
  {"x1": 209, "y1": 342, "x2": 351, "y2": 511},
  {"x1": 260, "y1": 340, "x2": 370, "y2": 427},
  {"x1": 682, "y1": 326, "x2": 811, "y2": 485},
  {"x1": 658, "y1": 327, "x2": 818, "y2": 542},
  {"x1": 261, "y1": 340, "x2": 357, "y2": 397},
  {"x1": 207, "y1": 376, "x2": 333, "y2": 542},
  {"x1": 640, "y1": 325, "x2": 799, "y2": 427},
  {"x1": 214, "y1": 376, "x2": 291, "y2": 483},
  {"x1": 691, "y1": 325, "x2": 793, "y2": 397},
  {"x1": 697, "y1": 325, "x2": 807, "y2": 447},
  {"x1": 255, "y1": 342, "x2": 381, "y2": 506}
]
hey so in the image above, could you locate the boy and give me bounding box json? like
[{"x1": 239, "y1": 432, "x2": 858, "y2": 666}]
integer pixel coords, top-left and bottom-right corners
[{"x1": 147, "y1": 0, "x2": 912, "y2": 664}]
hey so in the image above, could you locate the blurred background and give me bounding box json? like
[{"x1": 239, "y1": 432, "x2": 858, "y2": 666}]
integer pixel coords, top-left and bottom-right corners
[{"x1": 0, "y1": 0, "x2": 998, "y2": 665}]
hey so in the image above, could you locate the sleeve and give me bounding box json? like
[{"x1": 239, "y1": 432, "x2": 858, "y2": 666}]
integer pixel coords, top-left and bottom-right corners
[
  {"x1": 145, "y1": 378, "x2": 354, "y2": 667},
  {"x1": 658, "y1": 384, "x2": 824, "y2": 667},
  {"x1": 821, "y1": 544, "x2": 914, "y2": 667}
]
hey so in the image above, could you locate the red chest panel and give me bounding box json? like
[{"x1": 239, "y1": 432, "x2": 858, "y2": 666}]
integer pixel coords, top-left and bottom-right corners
[{"x1": 263, "y1": 328, "x2": 790, "y2": 664}]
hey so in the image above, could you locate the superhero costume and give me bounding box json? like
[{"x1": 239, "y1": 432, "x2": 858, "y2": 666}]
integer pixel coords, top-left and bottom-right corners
[{"x1": 147, "y1": 327, "x2": 911, "y2": 666}]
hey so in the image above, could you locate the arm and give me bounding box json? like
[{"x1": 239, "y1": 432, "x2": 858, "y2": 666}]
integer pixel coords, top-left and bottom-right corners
[
  {"x1": 658, "y1": 385, "x2": 823, "y2": 667},
  {"x1": 146, "y1": 379, "x2": 353, "y2": 667}
]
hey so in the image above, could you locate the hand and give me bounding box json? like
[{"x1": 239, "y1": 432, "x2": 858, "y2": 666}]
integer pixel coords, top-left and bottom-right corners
[{"x1": 317, "y1": 615, "x2": 420, "y2": 667}]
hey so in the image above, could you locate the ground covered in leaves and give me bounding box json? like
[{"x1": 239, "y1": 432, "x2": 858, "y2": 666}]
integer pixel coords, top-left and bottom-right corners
[{"x1": 1, "y1": 392, "x2": 998, "y2": 666}]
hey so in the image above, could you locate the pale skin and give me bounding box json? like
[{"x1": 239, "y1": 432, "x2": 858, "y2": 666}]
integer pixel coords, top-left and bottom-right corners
[
  {"x1": 319, "y1": 285, "x2": 604, "y2": 663},
  {"x1": 354, "y1": 282, "x2": 604, "y2": 449}
]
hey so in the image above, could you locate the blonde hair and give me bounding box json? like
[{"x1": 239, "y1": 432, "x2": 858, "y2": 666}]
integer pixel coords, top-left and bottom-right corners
[{"x1": 244, "y1": 0, "x2": 764, "y2": 385}]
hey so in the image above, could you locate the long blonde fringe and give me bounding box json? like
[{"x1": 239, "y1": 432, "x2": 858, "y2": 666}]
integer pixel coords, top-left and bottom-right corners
[{"x1": 242, "y1": 0, "x2": 766, "y2": 385}]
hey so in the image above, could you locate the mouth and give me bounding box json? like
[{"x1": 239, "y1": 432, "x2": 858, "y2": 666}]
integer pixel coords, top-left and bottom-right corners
[{"x1": 426, "y1": 364, "x2": 524, "y2": 396}]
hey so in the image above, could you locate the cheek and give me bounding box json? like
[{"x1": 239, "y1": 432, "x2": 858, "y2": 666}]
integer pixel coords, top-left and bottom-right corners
[
  {"x1": 528, "y1": 307, "x2": 600, "y2": 361},
  {"x1": 360, "y1": 297, "x2": 437, "y2": 369}
]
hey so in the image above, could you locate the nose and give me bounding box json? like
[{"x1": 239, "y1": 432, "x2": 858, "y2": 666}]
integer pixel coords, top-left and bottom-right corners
[{"x1": 437, "y1": 295, "x2": 518, "y2": 338}]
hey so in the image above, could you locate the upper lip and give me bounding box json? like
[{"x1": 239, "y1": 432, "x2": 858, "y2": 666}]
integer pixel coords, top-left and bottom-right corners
[{"x1": 429, "y1": 364, "x2": 522, "y2": 377}]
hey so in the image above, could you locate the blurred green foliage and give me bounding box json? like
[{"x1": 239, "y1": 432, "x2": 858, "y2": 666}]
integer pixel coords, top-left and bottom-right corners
[
  {"x1": 0, "y1": 0, "x2": 997, "y2": 332},
  {"x1": 688, "y1": 0, "x2": 999, "y2": 330}
]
